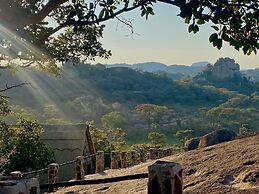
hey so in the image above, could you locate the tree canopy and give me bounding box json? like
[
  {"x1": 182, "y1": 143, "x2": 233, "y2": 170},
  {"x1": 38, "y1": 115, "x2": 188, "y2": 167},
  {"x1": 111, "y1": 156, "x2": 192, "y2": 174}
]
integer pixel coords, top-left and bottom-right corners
[{"x1": 0, "y1": 0, "x2": 258, "y2": 67}]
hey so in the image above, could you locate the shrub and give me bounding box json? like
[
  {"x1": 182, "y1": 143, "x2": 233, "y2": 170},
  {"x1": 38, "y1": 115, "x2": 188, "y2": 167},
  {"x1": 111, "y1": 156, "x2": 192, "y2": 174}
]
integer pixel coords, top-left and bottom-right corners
[{"x1": 0, "y1": 97, "x2": 55, "y2": 175}]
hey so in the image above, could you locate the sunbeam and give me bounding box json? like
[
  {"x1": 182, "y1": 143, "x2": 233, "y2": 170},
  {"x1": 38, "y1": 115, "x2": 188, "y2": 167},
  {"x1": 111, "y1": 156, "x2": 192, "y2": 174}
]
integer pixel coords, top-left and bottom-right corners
[{"x1": 0, "y1": 24, "x2": 57, "y2": 69}]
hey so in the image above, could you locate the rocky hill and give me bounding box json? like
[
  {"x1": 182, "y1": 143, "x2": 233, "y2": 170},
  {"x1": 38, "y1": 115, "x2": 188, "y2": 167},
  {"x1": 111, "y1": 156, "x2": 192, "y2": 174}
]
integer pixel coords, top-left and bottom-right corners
[
  {"x1": 203, "y1": 58, "x2": 241, "y2": 81},
  {"x1": 56, "y1": 134, "x2": 259, "y2": 194},
  {"x1": 194, "y1": 57, "x2": 257, "y2": 95}
]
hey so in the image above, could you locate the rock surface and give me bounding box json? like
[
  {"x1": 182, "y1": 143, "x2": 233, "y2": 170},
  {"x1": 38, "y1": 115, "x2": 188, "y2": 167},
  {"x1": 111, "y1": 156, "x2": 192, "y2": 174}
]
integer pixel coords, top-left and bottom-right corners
[
  {"x1": 55, "y1": 135, "x2": 259, "y2": 194},
  {"x1": 198, "y1": 129, "x2": 237, "y2": 148},
  {"x1": 184, "y1": 137, "x2": 200, "y2": 151},
  {"x1": 184, "y1": 129, "x2": 237, "y2": 151},
  {"x1": 203, "y1": 57, "x2": 241, "y2": 81}
]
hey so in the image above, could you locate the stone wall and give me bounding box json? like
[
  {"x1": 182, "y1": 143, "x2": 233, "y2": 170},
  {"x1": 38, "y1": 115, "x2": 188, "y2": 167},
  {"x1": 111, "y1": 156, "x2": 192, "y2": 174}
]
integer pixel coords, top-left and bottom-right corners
[{"x1": 41, "y1": 124, "x2": 86, "y2": 181}]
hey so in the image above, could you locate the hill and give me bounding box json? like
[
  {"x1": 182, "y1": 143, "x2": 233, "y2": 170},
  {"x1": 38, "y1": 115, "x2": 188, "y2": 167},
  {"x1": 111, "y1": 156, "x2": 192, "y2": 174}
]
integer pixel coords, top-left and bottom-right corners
[
  {"x1": 242, "y1": 68, "x2": 259, "y2": 82},
  {"x1": 194, "y1": 57, "x2": 257, "y2": 95},
  {"x1": 55, "y1": 134, "x2": 259, "y2": 194},
  {"x1": 0, "y1": 63, "x2": 230, "y2": 122},
  {"x1": 105, "y1": 61, "x2": 206, "y2": 77},
  {"x1": 1, "y1": 59, "x2": 259, "y2": 146},
  {"x1": 191, "y1": 61, "x2": 209, "y2": 67}
]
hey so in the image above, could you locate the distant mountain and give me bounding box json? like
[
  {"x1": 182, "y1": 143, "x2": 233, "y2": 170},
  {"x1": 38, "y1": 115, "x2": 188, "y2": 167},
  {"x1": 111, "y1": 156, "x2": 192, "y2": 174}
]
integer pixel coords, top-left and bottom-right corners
[
  {"x1": 191, "y1": 61, "x2": 209, "y2": 67},
  {"x1": 131, "y1": 62, "x2": 167, "y2": 72},
  {"x1": 242, "y1": 68, "x2": 259, "y2": 81},
  {"x1": 104, "y1": 63, "x2": 131, "y2": 68},
  {"x1": 105, "y1": 62, "x2": 206, "y2": 77}
]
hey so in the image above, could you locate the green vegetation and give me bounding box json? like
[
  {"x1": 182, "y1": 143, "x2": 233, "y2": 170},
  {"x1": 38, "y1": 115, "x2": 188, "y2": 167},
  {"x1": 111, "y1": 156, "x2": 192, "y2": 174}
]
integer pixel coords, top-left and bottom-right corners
[
  {"x1": 135, "y1": 104, "x2": 173, "y2": 131},
  {"x1": 101, "y1": 111, "x2": 127, "y2": 129},
  {"x1": 2, "y1": 58, "x2": 259, "y2": 148},
  {"x1": 148, "y1": 132, "x2": 166, "y2": 147},
  {"x1": 0, "y1": 97, "x2": 55, "y2": 175},
  {"x1": 1, "y1": 58, "x2": 259, "y2": 173},
  {"x1": 239, "y1": 124, "x2": 250, "y2": 137},
  {"x1": 89, "y1": 121, "x2": 126, "y2": 152}
]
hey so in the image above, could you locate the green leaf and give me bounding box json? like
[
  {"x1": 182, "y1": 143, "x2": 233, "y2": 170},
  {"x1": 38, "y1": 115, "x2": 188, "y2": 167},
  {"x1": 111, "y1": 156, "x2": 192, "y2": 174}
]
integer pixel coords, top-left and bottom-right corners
[
  {"x1": 197, "y1": 19, "x2": 205, "y2": 25},
  {"x1": 247, "y1": 48, "x2": 253, "y2": 55},
  {"x1": 185, "y1": 17, "x2": 190, "y2": 24},
  {"x1": 105, "y1": 10, "x2": 109, "y2": 18},
  {"x1": 193, "y1": 25, "x2": 199, "y2": 33},
  {"x1": 141, "y1": 10, "x2": 146, "y2": 17},
  {"x1": 147, "y1": 7, "x2": 154, "y2": 15},
  {"x1": 222, "y1": 33, "x2": 230, "y2": 41},
  {"x1": 107, "y1": 0, "x2": 114, "y2": 5},
  {"x1": 110, "y1": 5, "x2": 116, "y2": 10},
  {"x1": 216, "y1": 38, "x2": 222, "y2": 49},
  {"x1": 242, "y1": 46, "x2": 249, "y2": 54},
  {"x1": 188, "y1": 24, "x2": 194, "y2": 33},
  {"x1": 209, "y1": 33, "x2": 218, "y2": 43},
  {"x1": 99, "y1": 9, "x2": 105, "y2": 19}
]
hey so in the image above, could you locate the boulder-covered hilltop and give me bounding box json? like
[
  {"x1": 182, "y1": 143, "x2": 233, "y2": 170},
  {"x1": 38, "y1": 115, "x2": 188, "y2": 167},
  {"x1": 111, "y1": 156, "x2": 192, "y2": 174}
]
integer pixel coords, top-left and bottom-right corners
[
  {"x1": 204, "y1": 58, "x2": 241, "y2": 81},
  {"x1": 56, "y1": 134, "x2": 259, "y2": 194},
  {"x1": 194, "y1": 57, "x2": 257, "y2": 95}
]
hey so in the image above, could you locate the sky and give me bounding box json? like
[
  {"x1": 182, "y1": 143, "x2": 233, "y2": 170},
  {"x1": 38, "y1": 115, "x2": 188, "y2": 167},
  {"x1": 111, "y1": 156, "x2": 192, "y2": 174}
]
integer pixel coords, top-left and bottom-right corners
[{"x1": 95, "y1": 3, "x2": 258, "y2": 69}]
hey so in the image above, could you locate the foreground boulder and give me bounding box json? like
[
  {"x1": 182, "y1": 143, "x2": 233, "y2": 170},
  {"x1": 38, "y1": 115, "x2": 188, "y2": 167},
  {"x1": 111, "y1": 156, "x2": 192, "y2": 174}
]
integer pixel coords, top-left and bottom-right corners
[
  {"x1": 199, "y1": 129, "x2": 237, "y2": 148},
  {"x1": 0, "y1": 176, "x2": 39, "y2": 194},
  {"x1": 184, "y1": 129, "x2": 237, "y2": 151},
  {"x1": 184, "y1": 137, "x2": 200, "y2": 151}
]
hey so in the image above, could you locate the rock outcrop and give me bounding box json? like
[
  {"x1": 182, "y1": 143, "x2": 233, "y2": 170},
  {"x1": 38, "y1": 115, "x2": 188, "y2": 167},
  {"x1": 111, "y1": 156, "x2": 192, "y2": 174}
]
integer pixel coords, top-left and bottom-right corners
[
  {"x1": 184, "y1": 129, "x2": 237, "y2": 151},
  {"x1": 194, "y1": 57, "x2": 256, "y2": 95},
  {"x1": 203, "y1": 57, "x2": 241, "y2": 81},
  {"x1": 198, "y1": 129, "x2": 237, "y2": 148},
  {"x1": 184, "y1": 137, "x2": 200, "y2": 151}
]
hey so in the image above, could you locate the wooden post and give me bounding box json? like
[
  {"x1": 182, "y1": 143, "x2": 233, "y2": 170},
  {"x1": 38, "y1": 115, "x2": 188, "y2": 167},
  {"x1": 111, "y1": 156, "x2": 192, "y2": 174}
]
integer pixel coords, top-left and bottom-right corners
[
  {"x1": 168, "y1": 148, "x2": 173, "y2": 156},
  {"x1": 163, "y1": 149, "x2": 167, "y2": 157},
  {"x1": 165, "y1": 148, "x2": 170, "y2": 156},
  {"x1": 150, "y1": 148, "x2": 155, "y2": 160},
  {"x1": 75, "y1": 156, "x2": 85, "y2": 180},
  {"x1": 140, "y1": 148, "x2": 146, "y2": 163},
  {"x1": 48, "y1": 163, "x2": 59, "y2": 193},
  {"x1": 83, "y1": 124, "x2": 96, "y2": 174},
  {"x1": 158, "y1": 148, "x2": 164, "y2": 158},
  {"x1": 111, "y1": 151, "x2": 119, "y2": 169},
  {"x1": 10, "y1": 171, "x2": 22, "y2": 178},
  {"x1": 148, "y1": 161, "x2": 183, "y2": 194},
  {"x1": 154, "y1": 149, "x2": 159, "y2": 159},
  {"x1": 96, "y1": 151, "x2": 104, "y2": 173},
  {"x1": 127, "y1": 152, "x2": 132, "y2": 167},
  {"x1": 121, "y1": 151, "x2": 127, "y2": 168},
  {"x1": 147, "y1": 152, "x2": 150, "y2": 160},
  {"x1": 84, "y1": 159, "x2": 88, "y2": 175},
  {"x1": 131, "y1": 150, "x2": 137, "y2": 166}
]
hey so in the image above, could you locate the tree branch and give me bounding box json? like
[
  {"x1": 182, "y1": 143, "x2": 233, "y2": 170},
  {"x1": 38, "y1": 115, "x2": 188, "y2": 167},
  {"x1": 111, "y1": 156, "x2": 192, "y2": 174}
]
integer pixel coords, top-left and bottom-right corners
[
  {"x1": 0, "y1": 0, "x2": 68, "y2": 29},
  {"x1": 33, "y1": 0, "x2": 69, "y2": 24},
  {"x1": 47, "y1": 3, "x2": 142, "y2": 37},
  {"x1": 0, "y1": 82, "x2": 28, "y2": 93}
]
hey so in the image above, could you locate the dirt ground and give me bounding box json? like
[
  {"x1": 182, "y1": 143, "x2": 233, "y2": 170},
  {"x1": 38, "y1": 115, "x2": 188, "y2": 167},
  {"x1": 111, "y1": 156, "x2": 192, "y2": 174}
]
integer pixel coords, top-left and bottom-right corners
[{"x1": 55, "y1": 135, "x2": 259, "y2": 194}]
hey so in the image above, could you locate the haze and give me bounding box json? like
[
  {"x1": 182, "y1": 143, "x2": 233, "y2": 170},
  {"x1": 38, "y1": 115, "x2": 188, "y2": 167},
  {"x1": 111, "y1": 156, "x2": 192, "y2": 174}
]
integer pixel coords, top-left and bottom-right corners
[{"x1": 96, "y1": 4, "x2": 258, "y2": 69}]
